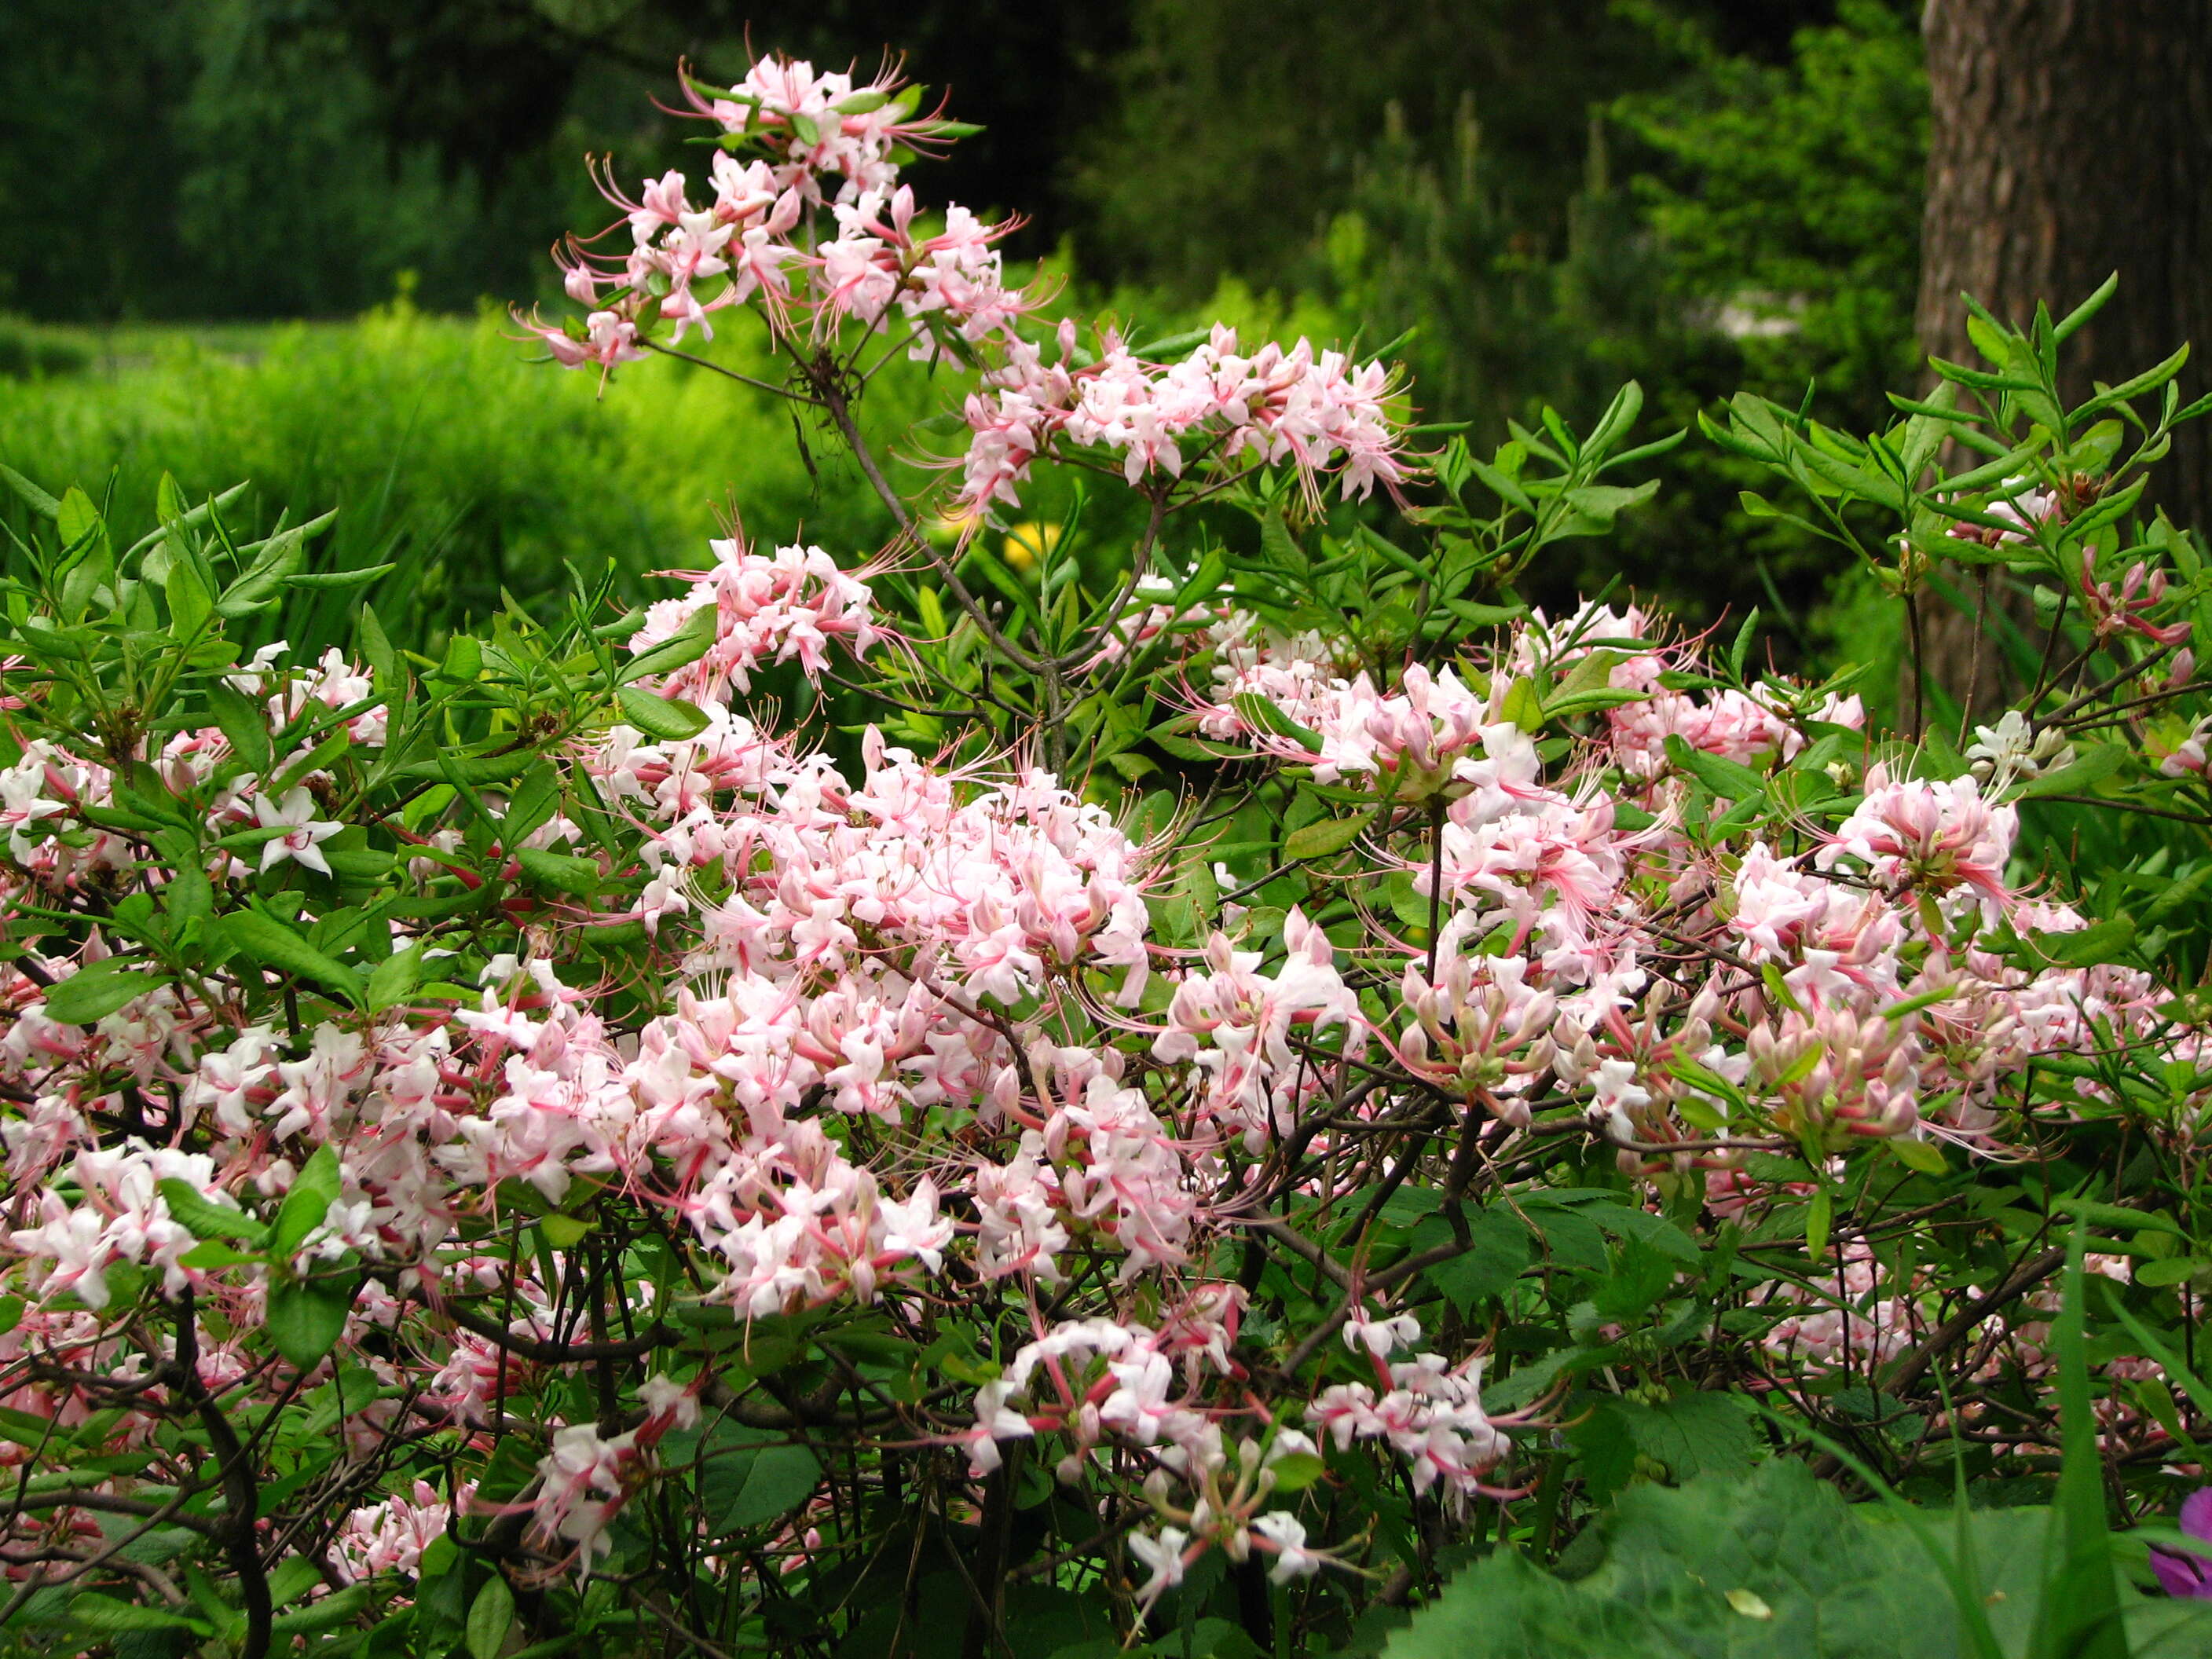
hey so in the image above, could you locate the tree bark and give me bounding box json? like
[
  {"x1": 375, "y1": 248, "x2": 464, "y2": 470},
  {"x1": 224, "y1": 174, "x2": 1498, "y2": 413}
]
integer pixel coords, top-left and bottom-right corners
[{"x1": 1915, "y1": 0, "x2": 2212, "y2": 718}]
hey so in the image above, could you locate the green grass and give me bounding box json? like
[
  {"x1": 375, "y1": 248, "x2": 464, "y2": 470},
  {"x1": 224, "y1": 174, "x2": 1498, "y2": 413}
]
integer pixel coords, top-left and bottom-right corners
[{"x1": 0, "y1": 299, "x2": 969, "y2": 643}]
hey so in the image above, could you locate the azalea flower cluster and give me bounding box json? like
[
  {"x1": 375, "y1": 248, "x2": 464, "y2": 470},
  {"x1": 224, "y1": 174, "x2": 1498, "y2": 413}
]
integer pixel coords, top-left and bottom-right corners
[
  {"x1": 523, "y1": 53, "x2": 1039, "y2": 369},
  {"x1": 1190, "y1": 596, "x2": 2183, "y2": 1180},
  {"x1": 523, "y1": 49, "x2": 1411, "y2": 545},
  {"x1": 956, "y1": 321, "x2": 1409, "y2": 514}
]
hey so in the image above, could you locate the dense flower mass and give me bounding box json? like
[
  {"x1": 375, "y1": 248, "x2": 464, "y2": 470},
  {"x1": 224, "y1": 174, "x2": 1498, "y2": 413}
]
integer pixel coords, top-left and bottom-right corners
[
  {"x1": 1, "y1": 505, "x2": 2201, "y2": 1616},
  {"x1": 5, "y1": 42, "x2": 2211, "y2": 1659}
]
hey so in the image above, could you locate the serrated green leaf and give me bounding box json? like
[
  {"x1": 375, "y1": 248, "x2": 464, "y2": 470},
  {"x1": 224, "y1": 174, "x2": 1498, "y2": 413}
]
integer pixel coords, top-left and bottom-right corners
[
  {"x1": 1415, "y1": 1208, "x2": 1531, "y2": 1311},
  {"x1": 1379, "y1": 1461, "x2": 2045, "y2": 1659},
  {"x1": 1613, "y1": 1391, "x2": 1759, "y2": 1482}
]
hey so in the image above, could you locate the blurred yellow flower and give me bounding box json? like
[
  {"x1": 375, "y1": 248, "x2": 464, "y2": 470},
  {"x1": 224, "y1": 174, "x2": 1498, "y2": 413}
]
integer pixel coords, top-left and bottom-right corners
[{"x1": 1002, "y1": 521, "x2": 1062, "y2": 572}]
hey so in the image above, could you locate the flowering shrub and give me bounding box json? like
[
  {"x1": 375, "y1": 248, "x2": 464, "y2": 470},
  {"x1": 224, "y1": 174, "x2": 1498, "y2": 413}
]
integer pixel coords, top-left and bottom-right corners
[{"x1": 5, "y1": 49, "x2": 2212, "y2": 1659}]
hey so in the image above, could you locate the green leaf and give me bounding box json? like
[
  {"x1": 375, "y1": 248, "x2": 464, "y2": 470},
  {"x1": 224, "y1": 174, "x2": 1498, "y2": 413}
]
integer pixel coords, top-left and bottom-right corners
[
  {"x1": 0, "y1": 464, "x2": 60, "y2": 518},
  {"x1": 365, "y1": 944, "x2": 424, "y2": 1013},
  {"x1": 1888, "y1": 1137, "x2": 1950, "y2": 1176},
  {"x1": 270, "y1": 1582, "x2": 372, "y2": 1636},
  {"x1": 439, "y1": 633, "x2": 482, "y2": 683},
  {"x1": 617, "y1": 684, "x2": 713, "y2": 740},
  {"x1": 1548, "y1": 480, "x2": 1661, "y2": 539},
  {"x1": 357, "y1": 603, "x2": 397, "y2": 690},
  {"x1": 1806, "y1": 1188, "x2": 1833, "y2": 1260},
  {"x1": 2040, "y1": 1220, "x2": 2127, "y2": 1659},
  {"x1": 621, "y1": 603, "x2": 719, "y2": 682},
  {"x1": 2045, "y1": 1195, "x2": 2182, "y2": 1240},
  {"x1": 1415, "y1": 1208, "x2": 1532, "y2": 1312},
  {"x1": 164, "y1": 862, "x2": 214, "y2": 936},
  {"x1": 1231, "y1": 692, "x2": 1324, "y2": 754},
  {"x1": 1282, "y1": 813, "x2": 1371, "y2": 861},
  {"x1": 1380, "y1": 1461, "x2": 1979, "y2": 1659},
  {"x1": 2054, "y1": 273, "x2": 2119, "y2": 342},
  {"x1": 57, "y1": 486, "x2": 104, "y2": 555},
  {"x1": 271, "y1": 1144, "x2": 342, "y2": 1259},
  {"x1": 264, "y1": 1275, "x2": 357, "y2": 1369},
  {"x1": 266, "y1": 1555, "x2": 323, "y2": 1610},
  {"x1": 397, "y1": 747, "x2": 539, "y2": 787},
  {"x1": 1267, "y1": 1451, "x2": 1328, "y2": 1495},
  {"x1": 214, "y1": 523, "x2": 310, "y2": 617},
  {"x1": 2027, "y1": 917, "x2": 2136, "y2": 969},
  {"x1": 1583, "y1": 1204, "x2": 1702, "y2": 1266},
  {"x1": 43, "y1": 960, "x2": 167, "y2": 1025},
  {"x1": 467, "y1": 1577, "x2": 517, "y2": 1659},
  {"x1": 1498, "y1": 676, "x2": 1544, "y2": 734},
  {"x1": 165, "y1": 556, "x2": 214, "y2": 636},
  {"x1": 515, "y1": 848, "x2": 604, "y2": 895},
  {"x1": 67, "y1": 1593, "x2": 201, "y2": 1632},
  {"x1": 180, "y1": 1240, "x2": 264, "y2": 1269},
  {"x1": 715, "y1": 1441, "x2": 823, "y2": 1533},
  {"x1": 2133, "y1": 1258, "x2": 2203, "y2": 1287},
  {"x1": 539, "y1": 1214, "x2": 594, "y2": 1248},
  {"x1": 1664, "y1": 734, "x2": 1766, "y2": 801},
  {"x1": 156, "y1": 1180, "x2": 269, "y2": 1247},
  {"x1": 217, "y1": 910, "x2": 363, "y2": 1006},
  {"x1": 2012, "y1": 743, "x2": 2124, "y2": 799},
  {"x1": 1610, "y1": 1391, "x2": 1758, "y2": 1482},
  {"x1": 207, "y1": 681, "x2": 273, "y2": 775},
  {"x1": 284, "y1": 563, "x2": 397, "y2": 591}
]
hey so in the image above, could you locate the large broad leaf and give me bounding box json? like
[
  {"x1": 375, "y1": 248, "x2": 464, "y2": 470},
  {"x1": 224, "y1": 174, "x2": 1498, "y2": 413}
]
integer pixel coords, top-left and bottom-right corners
[
  {"x1": 671, "y1": 1421, "x2": 825, "y2": 1536},
  {"x1": 1411, "y1": 1207, "x2": 1530, "y2": 1311},
  {"x1": 1382, "y1": 1460, "x2": 2212, "y2": 1659}
]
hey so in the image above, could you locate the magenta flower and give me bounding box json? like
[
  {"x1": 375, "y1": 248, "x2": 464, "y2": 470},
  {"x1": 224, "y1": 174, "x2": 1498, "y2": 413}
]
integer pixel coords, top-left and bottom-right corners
[{"x1": 2152, "y1": 1489, "x2": 2212, "y2": 1598}]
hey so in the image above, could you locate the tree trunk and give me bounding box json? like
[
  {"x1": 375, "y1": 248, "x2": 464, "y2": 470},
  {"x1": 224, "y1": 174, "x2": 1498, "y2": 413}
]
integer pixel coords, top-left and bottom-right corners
[{"x1": 1915, "y1": 0, "x2": 2212, "y2": 720}]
